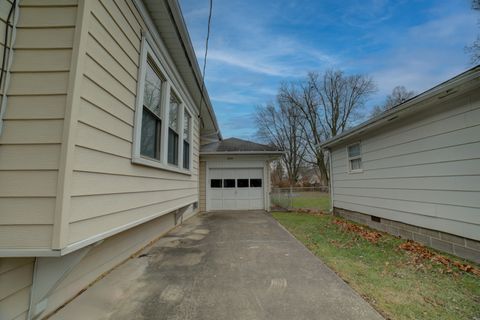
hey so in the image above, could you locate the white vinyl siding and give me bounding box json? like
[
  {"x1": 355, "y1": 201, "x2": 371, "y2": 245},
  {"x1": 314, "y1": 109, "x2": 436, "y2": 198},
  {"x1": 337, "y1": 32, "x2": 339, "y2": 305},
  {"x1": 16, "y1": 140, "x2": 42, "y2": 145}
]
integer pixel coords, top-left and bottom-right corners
[
  {"x1": 330, "y1": 89, "x2": 480, "y2": 241},
  {"x1": 0, "y1": 1, "x2": 78, "y2": 250},
  {"x1": 67, "y1": 0, "x2": 200, "y2": 246}
]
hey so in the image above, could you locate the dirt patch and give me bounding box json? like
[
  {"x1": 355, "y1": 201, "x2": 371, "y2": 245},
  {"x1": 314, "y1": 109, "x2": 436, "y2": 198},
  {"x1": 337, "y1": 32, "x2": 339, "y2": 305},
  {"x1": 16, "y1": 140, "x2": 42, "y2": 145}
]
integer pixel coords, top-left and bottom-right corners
[{"x1": 332, "y1": 219, "x2": 383, "y2": 244}]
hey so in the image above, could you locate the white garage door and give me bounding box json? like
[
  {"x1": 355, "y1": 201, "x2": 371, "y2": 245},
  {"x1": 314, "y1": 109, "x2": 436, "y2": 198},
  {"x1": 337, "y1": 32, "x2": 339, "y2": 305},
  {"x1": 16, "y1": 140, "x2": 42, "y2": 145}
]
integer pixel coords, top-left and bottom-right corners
[{"x1": 208, "y1": 168, "x2": 264, "y2": 210}]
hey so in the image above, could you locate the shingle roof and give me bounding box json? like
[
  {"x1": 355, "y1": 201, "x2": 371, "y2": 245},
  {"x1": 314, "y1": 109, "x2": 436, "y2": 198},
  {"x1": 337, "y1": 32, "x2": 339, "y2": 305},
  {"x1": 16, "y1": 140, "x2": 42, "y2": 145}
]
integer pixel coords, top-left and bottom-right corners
[{"x1": 200, "y1": 138, "x2": 283, "y2": 154}]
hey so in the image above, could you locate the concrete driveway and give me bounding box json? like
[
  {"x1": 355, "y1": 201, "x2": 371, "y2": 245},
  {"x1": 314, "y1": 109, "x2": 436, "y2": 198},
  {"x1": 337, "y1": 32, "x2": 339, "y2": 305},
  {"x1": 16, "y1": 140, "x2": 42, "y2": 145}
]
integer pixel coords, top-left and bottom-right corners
[{"x1": 51, "y1": 211, "x2": 383, "y2": 320}]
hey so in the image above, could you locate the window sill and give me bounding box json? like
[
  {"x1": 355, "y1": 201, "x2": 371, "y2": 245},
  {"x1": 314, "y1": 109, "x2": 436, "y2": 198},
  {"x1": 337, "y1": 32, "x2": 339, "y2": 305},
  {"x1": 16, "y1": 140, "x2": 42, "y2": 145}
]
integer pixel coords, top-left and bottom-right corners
[
  {"x1": 348, "y1": 169, "x2": 363, "y2": 174},
  {"x1": 132, "y1": 155, "x2": 192, "y2": 175}
]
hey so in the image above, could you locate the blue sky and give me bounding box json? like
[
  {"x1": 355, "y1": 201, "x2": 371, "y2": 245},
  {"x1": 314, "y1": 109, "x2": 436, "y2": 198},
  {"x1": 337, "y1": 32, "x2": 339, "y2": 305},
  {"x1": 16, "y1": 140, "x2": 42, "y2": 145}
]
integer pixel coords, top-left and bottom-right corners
[{"x1": 179, "y1": 0, "x2": 478, "y2": 140}]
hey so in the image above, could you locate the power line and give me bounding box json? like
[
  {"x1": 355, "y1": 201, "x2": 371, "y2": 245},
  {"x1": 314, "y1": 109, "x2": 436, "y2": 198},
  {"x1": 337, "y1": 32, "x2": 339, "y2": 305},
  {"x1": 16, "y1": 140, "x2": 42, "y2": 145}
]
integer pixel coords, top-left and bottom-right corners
[{"x1": 198, "y1": 0, "x2": 213, "y2": 129}]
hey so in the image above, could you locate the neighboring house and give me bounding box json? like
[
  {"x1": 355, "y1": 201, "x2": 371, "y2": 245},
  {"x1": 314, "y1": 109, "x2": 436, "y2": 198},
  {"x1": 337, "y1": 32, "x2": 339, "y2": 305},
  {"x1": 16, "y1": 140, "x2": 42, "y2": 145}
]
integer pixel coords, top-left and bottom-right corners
[
  {"x1": 296, "y1": 166, "x2": 324, "y2": 187},
  {"x1": 0, "y1": 1, "x2": 281, "y2": 320},
  {"x1": 320, "y1": 66, "x2": 480, "y2": 263}
]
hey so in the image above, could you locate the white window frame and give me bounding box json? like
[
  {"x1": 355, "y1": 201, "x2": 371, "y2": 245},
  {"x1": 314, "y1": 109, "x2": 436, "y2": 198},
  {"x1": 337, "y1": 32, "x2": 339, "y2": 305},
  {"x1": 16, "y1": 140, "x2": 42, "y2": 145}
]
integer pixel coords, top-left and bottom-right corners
[
  {"x1": 132, "y1": 36, "x2": 193, "y2": 175},
  {"x1": 182, "y1": 110, "x2": 192, "y2": 170},
  {"x1": 346, "y1": 142, "x2": 363, "y2": 173}
]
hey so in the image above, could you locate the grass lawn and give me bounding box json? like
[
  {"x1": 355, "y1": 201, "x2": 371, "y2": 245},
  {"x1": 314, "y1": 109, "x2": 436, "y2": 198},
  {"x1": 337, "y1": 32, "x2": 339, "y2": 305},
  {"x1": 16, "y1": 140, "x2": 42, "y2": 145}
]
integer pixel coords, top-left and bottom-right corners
[
  {"x1": 272, "y1": 212, "x2": 480, "y2": 320},
  {"x1": 271, "y1": 191, "x2": 331, "y2": 210},
  {"x1": 291, "y1": 192, "x2": 331, "y2": 210}
]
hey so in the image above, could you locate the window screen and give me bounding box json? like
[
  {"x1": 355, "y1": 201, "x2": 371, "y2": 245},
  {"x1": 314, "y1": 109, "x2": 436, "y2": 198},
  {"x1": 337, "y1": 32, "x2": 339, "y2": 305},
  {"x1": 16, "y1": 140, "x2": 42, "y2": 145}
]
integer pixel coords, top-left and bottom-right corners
[
  {"x1": 250, "y1": 179, "x2": 262, "y2": 188},
  {"x1": 223, "y1": 179, "x2": 236, "y2": 188},
  {"x1": 211, "y1": 179, "x2": 222, "y2": 188},
  {"x1": 237, "y1": 179, "x2": 249, "y2": 188},
  {"x1": 168, "y1": 93, "x2": 180, "y2": 165}
]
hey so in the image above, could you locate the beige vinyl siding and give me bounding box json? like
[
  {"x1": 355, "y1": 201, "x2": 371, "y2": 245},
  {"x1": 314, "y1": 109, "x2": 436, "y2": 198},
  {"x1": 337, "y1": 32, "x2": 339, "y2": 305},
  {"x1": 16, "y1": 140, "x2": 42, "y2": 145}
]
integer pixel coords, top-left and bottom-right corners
[
  {"x1": 331, "y1": 89, "x2": 480, "y2": 241},
  {"x1": 0, "y1": 1, "x2": 78, "y2": 249},
  {"x1": 0, "y1": 258, "x2": 34, "y2": 320},
  {"x1": 67, "y1": 0, "x2": 200, "y2": 245},
  {"x1": 199, "y1": 161, "x2": 206, "y2": 211}
]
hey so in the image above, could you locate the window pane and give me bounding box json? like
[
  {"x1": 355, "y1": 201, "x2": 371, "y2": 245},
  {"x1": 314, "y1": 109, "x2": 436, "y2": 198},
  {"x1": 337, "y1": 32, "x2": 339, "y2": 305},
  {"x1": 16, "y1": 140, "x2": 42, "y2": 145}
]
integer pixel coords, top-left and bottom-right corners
[
  {"x1": 168, "y1": 128, "x2": 179, "y2": 165},
  {"x1": 143, "y1": 62, "x2": 162, "y2": 117},
  {"x1": 348, "y1": 144, "x2": 361, "y2": 157},
  {"x1": 140, "y1": 108, "x2": 160, "y2": 159},
  {"x1": 211, "y1": 179, "x2": 222, "y2": 188},
  {"x1": 224, "y1": 179, "x2": 235, "y2": 188},
  {"x1": 350, "y1": 158, "x2": 362, "y2": 170},
  {"x1": 250, "y1": 179, "x2": 262, "y2": 188},
  {"x1": 237, "y1": 179, "x2": 249, "y2": 188},
  {"x1": 169, "y1": 93, "x2": 180, "y2": 132},
  {"x1": 183, "y1": 140, "x2": 190, "y2": 169},
  {"x1": 184, "y1": 111, "x2": 191, "y2": 138}
]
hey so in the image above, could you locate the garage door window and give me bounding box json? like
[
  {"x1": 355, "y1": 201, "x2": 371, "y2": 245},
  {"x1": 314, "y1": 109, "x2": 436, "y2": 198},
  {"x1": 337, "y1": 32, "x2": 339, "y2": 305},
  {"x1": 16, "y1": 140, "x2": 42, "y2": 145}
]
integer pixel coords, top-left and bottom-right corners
[
  {"x1": 224, "y1": 179, "x2": 236, "y2": 188},
  {"x1": 250, "y1": 179, "x2": 262, "y2": 188},
  {"x1": 237, "y1": 179, "x2": 249, "y2": 188},
  {"x1": 211, "y1": 179, "x2": 222, "y2": 188}
]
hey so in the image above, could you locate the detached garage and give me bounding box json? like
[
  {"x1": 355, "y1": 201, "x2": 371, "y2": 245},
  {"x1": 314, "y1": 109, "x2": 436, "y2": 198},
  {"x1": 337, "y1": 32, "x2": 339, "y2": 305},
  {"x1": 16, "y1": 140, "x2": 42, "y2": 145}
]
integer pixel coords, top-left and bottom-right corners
[{"x1": 199, "y1": 138, "x2": 283, "y2": 211}]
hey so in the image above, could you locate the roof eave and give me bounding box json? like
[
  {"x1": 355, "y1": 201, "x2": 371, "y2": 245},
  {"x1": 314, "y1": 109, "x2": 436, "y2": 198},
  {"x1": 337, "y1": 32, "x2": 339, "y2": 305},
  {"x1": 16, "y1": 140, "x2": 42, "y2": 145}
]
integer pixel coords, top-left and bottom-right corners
[
  {"x1": 200, "y1": 151, "x2": 284, "y2": 156},
  {"x1": 320, "y1": 65, "x2": 480, "y2": 149},
  {"x1": 138, "y1": 0, "x2": 222, "y2": 141}
]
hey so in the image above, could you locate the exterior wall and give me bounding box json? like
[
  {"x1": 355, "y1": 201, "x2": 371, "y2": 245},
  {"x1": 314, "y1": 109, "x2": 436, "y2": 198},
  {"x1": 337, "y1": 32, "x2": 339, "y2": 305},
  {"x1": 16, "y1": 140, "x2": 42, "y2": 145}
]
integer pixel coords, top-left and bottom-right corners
[
  {"x1": 330, "y1": 88, "x2": 480, "y2": 244},
  {"x1": 64, "y1": 0, "x2": 201, "y2": 248},
  {"x1": 0, "y1": 1, "x2": 79, "y2": 250},
  {"x1": 0, "y1": 258, "x2": 34, "y2": 320},
  {"x1": 335, "y1": 208, "x2": 480, "y2": 263},
  {"x1": 199, "y1": 161, "x2": 207, "y2": 212}
]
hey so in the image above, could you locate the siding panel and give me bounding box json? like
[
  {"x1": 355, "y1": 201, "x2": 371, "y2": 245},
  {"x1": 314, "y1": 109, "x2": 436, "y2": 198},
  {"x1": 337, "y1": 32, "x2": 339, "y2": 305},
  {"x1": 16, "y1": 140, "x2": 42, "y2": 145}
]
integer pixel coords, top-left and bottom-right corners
[
  {"x1": 67, "y1": 0, "x2": 201, "y2": 247},
  {"x1": 0, "y1": 1, "x2": 76, "y2": 250},
  {"x1": 331, "y1": 90, "x2": 480, "y2": 241}
]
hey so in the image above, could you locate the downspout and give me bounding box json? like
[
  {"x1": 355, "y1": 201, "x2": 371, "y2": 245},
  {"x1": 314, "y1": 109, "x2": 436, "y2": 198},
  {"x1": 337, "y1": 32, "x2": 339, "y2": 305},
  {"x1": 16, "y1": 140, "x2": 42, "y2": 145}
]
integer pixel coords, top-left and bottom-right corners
[
  {"x1": 0, "y1": 0, "x2": 19, "y2": 136},
  {"x1": 328, "y1": 148, "x2": 335, "y2": 214}
]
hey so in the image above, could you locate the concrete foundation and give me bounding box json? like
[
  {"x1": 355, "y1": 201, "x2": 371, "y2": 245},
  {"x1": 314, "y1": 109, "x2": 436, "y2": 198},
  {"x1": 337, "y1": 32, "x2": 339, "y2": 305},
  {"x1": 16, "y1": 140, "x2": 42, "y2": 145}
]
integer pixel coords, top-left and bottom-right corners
[{"x1": 334, "y1": 207, "x2": 480, "y2": 264}]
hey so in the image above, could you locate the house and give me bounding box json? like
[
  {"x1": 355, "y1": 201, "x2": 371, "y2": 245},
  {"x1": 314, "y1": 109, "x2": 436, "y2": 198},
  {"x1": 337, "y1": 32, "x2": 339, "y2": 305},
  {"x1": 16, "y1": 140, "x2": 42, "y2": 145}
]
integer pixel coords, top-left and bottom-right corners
[
  {"x1": 0, "y1": 1, "x2": 281, "y2": 319},
  {"x1": 320, "y1": 66, "x2": 480, "y2": 263}
]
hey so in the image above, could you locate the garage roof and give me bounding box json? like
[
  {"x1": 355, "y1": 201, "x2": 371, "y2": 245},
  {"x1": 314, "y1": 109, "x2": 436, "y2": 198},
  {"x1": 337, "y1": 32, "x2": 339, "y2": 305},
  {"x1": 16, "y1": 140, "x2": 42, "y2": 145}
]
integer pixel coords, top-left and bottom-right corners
[{"x1": 200, "y1": 138, "x2": 283, "y2": 155}]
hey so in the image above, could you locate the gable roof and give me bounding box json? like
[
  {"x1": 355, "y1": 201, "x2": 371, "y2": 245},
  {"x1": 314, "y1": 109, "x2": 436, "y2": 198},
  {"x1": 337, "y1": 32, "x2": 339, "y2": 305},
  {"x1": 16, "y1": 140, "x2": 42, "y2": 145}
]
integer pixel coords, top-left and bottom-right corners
[
  {"x1": 320, "y1": 65, "x2": 480, "y2": 149},
  {"x1": 200, "y1": 138, "x2": 283, "y2": 154}
]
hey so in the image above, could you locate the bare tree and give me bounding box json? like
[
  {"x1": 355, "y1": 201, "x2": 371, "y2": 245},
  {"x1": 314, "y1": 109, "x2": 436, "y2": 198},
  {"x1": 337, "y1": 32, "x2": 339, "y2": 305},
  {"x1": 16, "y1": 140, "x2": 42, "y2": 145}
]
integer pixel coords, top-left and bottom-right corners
[
  {"x1": 279, "y1": 69, "x2": 376, "y2": 185},
  {"x1": 255, "y1": 99, "x2": 306, "y2": 186},
  {"x1": 466, "y1": 0, "x2": 480, "y2": 64},
  {"x1": 371, "y1": 85, "x2": 416, "y2": 116}
]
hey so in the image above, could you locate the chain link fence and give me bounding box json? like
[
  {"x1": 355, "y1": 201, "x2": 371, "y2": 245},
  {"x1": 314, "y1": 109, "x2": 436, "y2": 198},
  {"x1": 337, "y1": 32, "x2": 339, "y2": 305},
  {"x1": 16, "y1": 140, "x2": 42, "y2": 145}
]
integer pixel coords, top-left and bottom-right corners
[{"x1": 270, "y1": 186, "x2": 330, "y2": 211}]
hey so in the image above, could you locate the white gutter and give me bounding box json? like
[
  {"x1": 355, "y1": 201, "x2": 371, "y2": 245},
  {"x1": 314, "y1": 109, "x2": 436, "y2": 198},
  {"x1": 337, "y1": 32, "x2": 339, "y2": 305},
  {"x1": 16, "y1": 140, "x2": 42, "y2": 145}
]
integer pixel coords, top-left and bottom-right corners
[
  {"x1": 200, "y1": 151, "x2": 284, "y2": 155},
  {"x1": 163, "y1": 0, "x2": 222, "y2": 140},
  {"x1": 320, "y1": 66, "x2": 480, "y2": 149}
]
